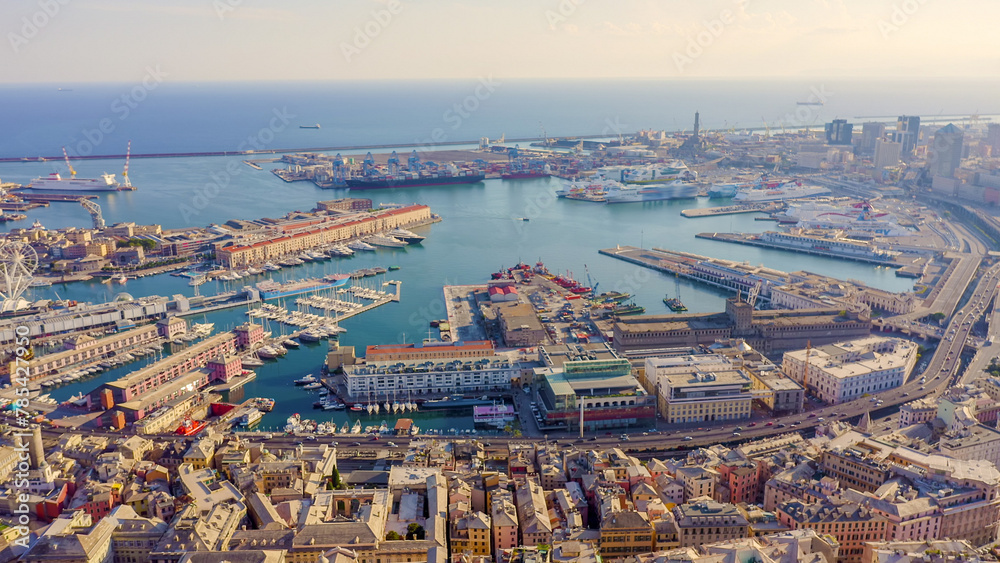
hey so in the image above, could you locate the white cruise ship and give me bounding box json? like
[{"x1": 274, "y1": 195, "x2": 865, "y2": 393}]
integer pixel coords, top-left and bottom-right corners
[
  {"x1": 780, "y1": 200, "x2": 909, "y2": 237},
  {"x1": 733, "y1": 179, "x2": 830, "y2": 202},
  {"x1": 604, "y1": 180, "x2": 699, "y2": 203},
  {"x1": 556, "y1": 177, "x2": 622, "y2": 200},
  {"x1": 364, "y1": 234, "x2": 407, "y2": 248},
  {"x1": 29, "y1": 172, "x2": 120, "y2": 191},
  {"x1": 621, "y1": 161, "x2": 696, "y2": 184}
]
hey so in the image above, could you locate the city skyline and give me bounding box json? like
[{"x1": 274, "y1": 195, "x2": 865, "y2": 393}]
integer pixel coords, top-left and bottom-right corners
[{"x1": 2, "y1": 0, "x2": 999, "y2": 83}]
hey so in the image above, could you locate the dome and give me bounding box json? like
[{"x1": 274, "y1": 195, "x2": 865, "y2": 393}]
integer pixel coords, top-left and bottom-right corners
[{"x1": 113, "y1": 292, "x2": 135, "y2": 302}]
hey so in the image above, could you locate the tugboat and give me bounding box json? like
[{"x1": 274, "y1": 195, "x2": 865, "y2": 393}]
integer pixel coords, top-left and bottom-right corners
[{"x1": 663, "y1": 296, "x2": 688, "y2": 312}]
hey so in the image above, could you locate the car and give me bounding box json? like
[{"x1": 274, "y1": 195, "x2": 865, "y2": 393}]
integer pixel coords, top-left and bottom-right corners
[
  {"x1": 589, "y1": 436, "x2": 598, "y2": 441},
  {"x1": 305, "y1": 436, "x2": 317, "y2": 441},
  {"x1": 735, "y1": 426, "x2": 744, "y2": 431},
  {"x1": 642, "y1": 432, "x2": 648, "y2": 436},
  {"x1": 765, "y1": 421, "x2": 774, "y2": 426},
  {"x1": 777, "y1": 423, "x2": 786, "y2": 428},
  {"x1": 732, "y1": 432, "x2": 741, "y2": 437},
  {"x1": 387, "y1": 441, "x2": 397, "y2": 448},
  {"x1": 808, "y1": 413, "x2": 816, "y2": 418},
  {"x1": 790, "y1": 422, "x2": 799, "y2": 427},
  {"x1": 817, "y1": 418, "x2": 825, "y2": 422},
  {"x1": 919, "y1": 386, "x2": 925, "y2": 390},
  {"x1": 575, "y1": 437, "x2": 585, "y2": 443},
  {"x1": 683, "y1": 436, "x2": 694, "y2": 441},
  {"x1": 884, "y1": 417, "x2": 891, "y2": 422},
  {"x1": 748, "y1": 422, "x2": 757, "y2": 427},
  {"x1": 350, "y1": 442, "x2": 361, "y2": 447},
  {"x1": 902, "y1": 392, "x2": 909, "y2": 397}
]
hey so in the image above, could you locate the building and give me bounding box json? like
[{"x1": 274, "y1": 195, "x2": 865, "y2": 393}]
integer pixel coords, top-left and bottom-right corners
[
  {"x1": 928, "y1": 123, "x2": 964, "y2": 179},
  {"x1": 859, "y1": 122, "x2": 886, "y2": 155},
  {"x1": 647, "y1": 355, "x2": 753, "y2": 423},
  {"x1": 777, "y1": 500, "x2": 888, "y2": 563},
  {"x1": 316, "y1": 198, "x2": 373, "y2": 212},
  {"x1": 534, "y1": 343, "x2": 655, "y2": 431},
  {"x1": 673, "y1": 500, "x2": 749, "y2": 548},
  {"x1": 234, "y1": 323, "x2": 266, "y2": 349},
  {"x1": 613, "y1": 297, "x2": 871, "y2": 355},
  {"x1": 451, "y1": 511, "x2": 491, "y2": 558},
  {"x1": 781, "y1": 336, "x2": 918, "y2": 405},
  {"x1": 873, "y1": 139, "x2": 903, "y2": 170},
  {"x1": 892, "y1": 115, "x2": 920, "y2": 156},
  {"x1": 493, "y1": 302, "x2": 546, "y2": 347},
  {"x1": 89, "y1": 332, "x2": 237, "y2": 409},
  {"x1": 825, "y1": 119, "x2": 853, "y2": 146},
  {"x1": 217, "y1": 204, "x2": 431, "y2": 268},
  {"x1": 343, "y1": 341, "x2": 515, "y2": 401},
  {"x1": 16, "y1": 324, "x2": 160, "y2": 381},
  {"x1": 599, "y1": 510, "x2": 653, "y2": 560}
]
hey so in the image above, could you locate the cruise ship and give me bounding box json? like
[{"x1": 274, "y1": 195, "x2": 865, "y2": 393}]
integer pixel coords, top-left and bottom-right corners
[
  {"x1": 364, "y1": 234, "x2": 407, "y2": 248},
  {"x1": 28, "y1": 172, "x2": 120, "y2": 191},
  {"x1": 603, "y1": 180, "x2": 699, "y2": 203},
  {"x1": 779, "y1": 199, "x2": 909, "y2": 237},
  {"x1": 732, "y1": 179, "x2": 830, "y2": 202},
  {"x1": 621, "y1": 161, "x2": 697, "y2": 185}
]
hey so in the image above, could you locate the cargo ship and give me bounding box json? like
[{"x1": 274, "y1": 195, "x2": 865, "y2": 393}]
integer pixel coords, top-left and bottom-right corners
[
  {"x1": 299, "y1": 124, "x2": 321, "y2": 129},
  {"x1": 346, "y1": 173, "x2": 485, "y2": 190},
  {"x1": 256, "y1": 275, "x2": 349, "y2": 300},
  {"x1": 663, "y1": 296, "x2": 688, "y2": 312},
  {"x1": 420, "y1": 394, "x2": 495, "y2": 410},
  {"x1": 501, "y1": 171, "x2": 550, "y2": 180}
]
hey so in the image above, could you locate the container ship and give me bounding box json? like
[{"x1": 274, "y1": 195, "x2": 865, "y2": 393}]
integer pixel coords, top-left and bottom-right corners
[
  {"x1": 346, "y1": 173, "x2": 485, "y2": 190},
  {"x1": 256, "y1": 275, "x2": 350, "y2": 301},
  {"x1": 501, "y1": 171, "x2": 550, "y2": 180}
]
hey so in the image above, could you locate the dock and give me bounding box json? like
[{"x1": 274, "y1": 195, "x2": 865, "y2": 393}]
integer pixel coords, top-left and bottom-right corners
[
  {"x1": 680, "y1": 202, "x2": 783, "y2": 218},
  {"x1": 598, "y1": 245, "x2": 788, "y2": 300},
  {"x1": 16, "y1": 193, "x2": 98, "y2": 202}
]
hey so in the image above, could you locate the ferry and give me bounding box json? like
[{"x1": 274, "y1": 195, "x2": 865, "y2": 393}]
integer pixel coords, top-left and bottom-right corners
[
  {"x1": 421, "y1": 394, "x2": 494, "y2": 410},
  {"x1": 733, "y1": 179, "x2": 831, "y2": 202},
  {"x1": 28, "y1": 172, "x2": 120, "y2": 191},
  {"x1": 556, "y1": 177, "x2": 621, "y2": 199},
  {"x1": 621, "y1": 161, "x2": 696, "y2": 185},
  {"x1": 779, "y1": 199, "x2": 909, "y2": 237},
  {"x1": 603, "y1": 180, "x2": 699, "y2": 203}
]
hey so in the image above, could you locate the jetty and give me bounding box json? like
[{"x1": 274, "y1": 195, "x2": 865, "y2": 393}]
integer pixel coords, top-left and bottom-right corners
[{"x1": 680, "y1": 202, "x2": 782, "y2": 218}]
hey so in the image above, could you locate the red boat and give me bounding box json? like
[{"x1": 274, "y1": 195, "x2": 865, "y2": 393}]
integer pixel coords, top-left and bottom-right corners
[
  {"x1": 570, "y1": 286, "x2": 592, "y2": 294},
  {"x1": 175, "y1": 417, "x2": 208, "y2": 436}
]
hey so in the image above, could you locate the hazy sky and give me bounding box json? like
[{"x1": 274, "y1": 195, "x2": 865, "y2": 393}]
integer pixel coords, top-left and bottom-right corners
[{"x1": 2, "y1": 0, "x2": 996, "y2": 83}]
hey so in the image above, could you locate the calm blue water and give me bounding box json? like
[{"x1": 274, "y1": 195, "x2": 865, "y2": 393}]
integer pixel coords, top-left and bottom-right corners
[{"x1": 1, "y1": 79, "x2": 949, "y2": 430}]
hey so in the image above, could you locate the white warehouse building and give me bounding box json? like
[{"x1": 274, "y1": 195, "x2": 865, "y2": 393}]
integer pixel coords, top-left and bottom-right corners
[{"x1": 781, "y1": 335, "x2": 919, "y2": 404}]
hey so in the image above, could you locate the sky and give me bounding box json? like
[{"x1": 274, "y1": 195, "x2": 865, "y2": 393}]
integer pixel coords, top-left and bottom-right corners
[{"x1": 1, "y1": 0, "x2": 998, "y2": 83}]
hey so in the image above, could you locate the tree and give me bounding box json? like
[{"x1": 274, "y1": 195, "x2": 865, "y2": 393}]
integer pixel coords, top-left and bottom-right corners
[
  {"x1": 386, "y1": 531, "x2": 402, "y2": 541},
  {"x1": 329, "y1": 467, "x2": 345, "y2": 490},
  {"x1": 406, "y1": 523, "x2": 425, "y2": 540}
]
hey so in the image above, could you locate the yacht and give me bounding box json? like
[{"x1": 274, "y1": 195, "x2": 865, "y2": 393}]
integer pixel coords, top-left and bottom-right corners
[
  {"x1": 294, "y1": 374, "x2": 319, "y2": 386},
  {"x1": 247, "y1": 266, "x2": 264, "y2": 275},
  {"x1": 347, "y1": 240, "x2": 376, "y2": 252},
  {"x1": 364, "y1": 234, "x2": 407, "y2": 248},
  {"x1": 282, "y1": 338, "x2": 300, "y2": 349},
  {"x1": 388, "y1": 228, "x2": 425, "y2": 243},
  {"x1": 262, "y1": 262, "x2": 281, "y2": 271}
]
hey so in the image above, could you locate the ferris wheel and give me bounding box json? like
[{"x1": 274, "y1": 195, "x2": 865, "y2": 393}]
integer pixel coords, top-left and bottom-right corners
[{"x1": 0, "y1": 241, "x2": 38, "y2": 307}]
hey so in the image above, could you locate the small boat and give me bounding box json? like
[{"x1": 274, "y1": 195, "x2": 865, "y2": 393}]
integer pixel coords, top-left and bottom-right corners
[
  {"x1": 351, "y1": 403, "x2": 364, "y2": 412},
  {"x1": 347, "y1": 240, "x2": 376, "y2": 252},
  {"x1": 340, "y1": 422, "x2": 350, "y2": 433},
  {"x1": 300, "y1": 124, "x2": 321, "y2": 129},
  {"x1": 351, "y1": 420, "x2": 362, "y2": 433},
  {"x1": 242, "y1": 356, "x2": 265, "y2": 367},
  {"x1": 388, "y1": 265, "x2": 400, "y2": 271},
  {"x1": 116, "y1": 275, "x2": 127, "y2": 284},
  {"x1": 294, "y1": 374, "x2": 319, "y2": 386},
  {"x1": 283, "y1": 339, "x2": 300, "y2": 348},
  {"x1": 303, "y1": 382, "x2": 323, "y2": 390},
  {"x1": 262, "y1": 262, "x2": 281, "y2": 271}
]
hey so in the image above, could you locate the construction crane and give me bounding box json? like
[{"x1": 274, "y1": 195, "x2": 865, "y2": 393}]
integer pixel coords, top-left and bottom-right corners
[
  {"x1": 80, "y1": 199, "x2": 105, "y2": 230},
  {"x1": 407, "y1": 150, "x2": 422, "y2": 171},
  {"x1": 761, "y1": 118, "x2": 771, "y2": 140},
  {"x1": 120, "y1": 140, "x2": 133, "y2": 189},
  {"x1": 62, "y1": 147, "x2": 77, "y2": 177},
  {"x1": 747, "y1": 280, "x2": 762, "y2": 308},
  {"x1": 584, "y1": 264, "x2": 598, "y2": 297}
]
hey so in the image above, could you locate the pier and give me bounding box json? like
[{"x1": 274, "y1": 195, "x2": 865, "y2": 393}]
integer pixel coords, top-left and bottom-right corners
[
  {"x1": 599, "y1": 245, "x2": 788, "y2": 300},
  {"x1": 680, "y1": 202, "x2": 782, "y2": 218}
]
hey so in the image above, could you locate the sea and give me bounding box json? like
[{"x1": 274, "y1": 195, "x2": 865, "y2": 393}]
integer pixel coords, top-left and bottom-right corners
[{"x1": 0, "y1": 79, "x2": 987, "y2": 433}]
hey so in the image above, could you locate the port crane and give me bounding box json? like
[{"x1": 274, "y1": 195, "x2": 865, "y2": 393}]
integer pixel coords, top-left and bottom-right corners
[
  {"x1": 80, "y1": 199, "x2": 105, "y2": 230},
  {"x1": 331, "y1": 153, "x2": 347, "y2": 184},
  {"x1": 407, "y1": 150, "x2": 422, "y2": 171},
  {"x1": 760, "y1": 118, "x2": 771, "y2": 140},
  {"x1": 362, "y1": 152, "x2": 376, "y2": 176},
  {"x1": 584, "y1": 264, "x2": 598, "y2": 297},
  {"x1": 120, "y1": 140, "x2": 133, "y2": 189},
  {"x1": 508, "y1": 145, "x2": 523, "y2": 173},
  {"x1": 62, "y1": 147, "x2": 77, "y2": 177},
  {"x1": 387, "y1": 151, "x2": 400, "y2": 176}
]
